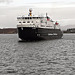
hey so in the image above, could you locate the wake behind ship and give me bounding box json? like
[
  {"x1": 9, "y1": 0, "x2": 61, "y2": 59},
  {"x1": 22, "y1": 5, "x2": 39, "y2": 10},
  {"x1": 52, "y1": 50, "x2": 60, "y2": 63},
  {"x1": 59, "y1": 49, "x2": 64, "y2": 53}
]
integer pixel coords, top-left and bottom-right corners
[{"x1": 17, "y1": 9, "x2": 63, "y2": 41}]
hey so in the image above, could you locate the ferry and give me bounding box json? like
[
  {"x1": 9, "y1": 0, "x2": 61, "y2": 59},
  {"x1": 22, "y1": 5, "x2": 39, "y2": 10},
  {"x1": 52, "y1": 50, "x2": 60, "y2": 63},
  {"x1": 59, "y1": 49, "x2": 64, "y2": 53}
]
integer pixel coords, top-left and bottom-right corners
[{"x1": 17, "y1": 9, "x2": 63, "y2": 40}]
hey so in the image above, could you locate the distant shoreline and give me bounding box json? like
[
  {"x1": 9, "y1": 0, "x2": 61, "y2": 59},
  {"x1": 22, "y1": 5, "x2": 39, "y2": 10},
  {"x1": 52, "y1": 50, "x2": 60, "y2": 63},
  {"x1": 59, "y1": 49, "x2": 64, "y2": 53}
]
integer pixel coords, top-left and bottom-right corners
[
  {"x1": 0, "y1": 28, "x2": 75, "y2": 34},
  {"x1": 0, "y1": 28, "x2": 17, "y2": 34}
]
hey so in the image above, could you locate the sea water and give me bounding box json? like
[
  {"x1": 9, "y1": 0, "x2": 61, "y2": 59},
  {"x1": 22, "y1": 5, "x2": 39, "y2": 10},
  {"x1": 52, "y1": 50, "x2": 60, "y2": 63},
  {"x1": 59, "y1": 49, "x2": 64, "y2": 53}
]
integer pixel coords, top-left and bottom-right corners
[{"x1": 0, "y1": 34, "x2": 75, "y2": 75}]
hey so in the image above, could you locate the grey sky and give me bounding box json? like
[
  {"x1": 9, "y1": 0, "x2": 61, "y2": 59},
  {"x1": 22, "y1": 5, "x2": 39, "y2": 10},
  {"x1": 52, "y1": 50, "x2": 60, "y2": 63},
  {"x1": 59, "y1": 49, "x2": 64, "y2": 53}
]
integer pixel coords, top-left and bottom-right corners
[
  {"x1": 0, "y1": 0, "x2": 75, "y2": 3},
  {"x1": 0, "y1": 0, "x2": 12, "y2": 3},
  {"x1": 0, "y1": 0, "x2": 75, "y2": 30},
  {"x1": 0, "y1": 0, "x2": 75, "y2": 6}
]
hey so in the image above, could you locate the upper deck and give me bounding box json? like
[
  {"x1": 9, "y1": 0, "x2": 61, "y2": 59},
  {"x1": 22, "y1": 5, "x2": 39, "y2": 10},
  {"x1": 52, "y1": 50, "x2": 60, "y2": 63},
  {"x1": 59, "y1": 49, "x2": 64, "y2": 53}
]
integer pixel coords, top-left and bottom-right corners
[
  {"x1": 17, "y1": 16, "x2": 44, "y2": 19},
  {"x1": 17, "y1": 9, "x2": 60, "y2": 29}
]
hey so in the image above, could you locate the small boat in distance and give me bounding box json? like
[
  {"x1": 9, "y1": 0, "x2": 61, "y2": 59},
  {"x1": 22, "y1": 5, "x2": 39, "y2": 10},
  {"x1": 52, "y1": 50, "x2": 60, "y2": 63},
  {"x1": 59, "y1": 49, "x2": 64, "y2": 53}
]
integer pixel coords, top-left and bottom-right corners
[{"x1": 17, "y1": 9, "x2": 63, "y2": 41}]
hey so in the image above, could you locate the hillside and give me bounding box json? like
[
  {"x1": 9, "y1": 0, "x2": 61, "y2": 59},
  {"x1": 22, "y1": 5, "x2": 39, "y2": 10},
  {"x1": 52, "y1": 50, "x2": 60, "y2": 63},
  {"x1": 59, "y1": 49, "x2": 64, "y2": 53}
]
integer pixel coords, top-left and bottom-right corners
[
  {"x1": 0, "y1": 28, "x2": 17, "y2": 34},
  {"x1": 61, "y1": 24, "x2": 75, "y2": 31}
]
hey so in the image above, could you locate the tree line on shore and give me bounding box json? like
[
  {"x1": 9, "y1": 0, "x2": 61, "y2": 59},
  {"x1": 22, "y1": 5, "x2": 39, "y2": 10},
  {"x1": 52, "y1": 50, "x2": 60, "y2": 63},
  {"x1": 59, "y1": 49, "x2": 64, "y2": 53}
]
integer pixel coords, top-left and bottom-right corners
[{"x1": 0, "y1": 28, "x2": 17, "y2": 34}]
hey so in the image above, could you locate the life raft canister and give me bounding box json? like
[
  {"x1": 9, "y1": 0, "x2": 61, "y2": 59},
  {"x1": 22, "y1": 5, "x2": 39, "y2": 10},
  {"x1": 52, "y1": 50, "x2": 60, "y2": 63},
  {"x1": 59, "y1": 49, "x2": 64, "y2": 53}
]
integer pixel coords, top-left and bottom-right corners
[{"x1": 55, "y1": 21, "x2": 59, "y2": 25}]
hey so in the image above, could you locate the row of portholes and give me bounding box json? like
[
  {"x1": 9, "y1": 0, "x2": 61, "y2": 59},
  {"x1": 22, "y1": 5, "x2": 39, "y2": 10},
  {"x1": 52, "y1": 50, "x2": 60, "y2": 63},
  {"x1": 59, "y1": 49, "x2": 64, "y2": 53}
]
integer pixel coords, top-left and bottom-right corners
[{"x1": 19, "y1": 21, "x2": 33, "y2": 23}]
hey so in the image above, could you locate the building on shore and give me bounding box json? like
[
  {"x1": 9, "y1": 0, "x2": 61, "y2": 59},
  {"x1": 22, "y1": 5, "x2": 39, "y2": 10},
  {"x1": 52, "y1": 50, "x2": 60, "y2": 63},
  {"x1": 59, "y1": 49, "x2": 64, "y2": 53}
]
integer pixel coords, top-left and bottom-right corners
[{"x1": 63, "y1": 28, "x2": 75, "y2": 33}]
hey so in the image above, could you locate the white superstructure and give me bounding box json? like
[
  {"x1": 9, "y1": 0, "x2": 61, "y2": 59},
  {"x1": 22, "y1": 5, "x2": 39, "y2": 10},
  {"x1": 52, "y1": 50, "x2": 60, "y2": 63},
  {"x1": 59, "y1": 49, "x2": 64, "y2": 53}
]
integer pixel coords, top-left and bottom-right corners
[{"x1": 17, "y1": 9, "x2": 60, "y2": 29}]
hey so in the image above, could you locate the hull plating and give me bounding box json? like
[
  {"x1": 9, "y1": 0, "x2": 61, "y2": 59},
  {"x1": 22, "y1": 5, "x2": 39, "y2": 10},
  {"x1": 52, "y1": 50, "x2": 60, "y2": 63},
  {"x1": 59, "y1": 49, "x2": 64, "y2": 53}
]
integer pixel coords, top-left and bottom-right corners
[{"x1": 17, "y1": 27, "x2": 63, "y2": 40}]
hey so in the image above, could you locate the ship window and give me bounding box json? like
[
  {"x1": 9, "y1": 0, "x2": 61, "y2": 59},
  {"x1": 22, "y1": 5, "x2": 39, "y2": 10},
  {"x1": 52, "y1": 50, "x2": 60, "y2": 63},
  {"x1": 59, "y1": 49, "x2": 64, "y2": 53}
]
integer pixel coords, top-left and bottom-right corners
[
  {"x1": 30, "y1": 17, "x2": 32, "y2": 19},
  {"x1": 41, "y1": 20, "x2": 43, "y2": 23},
  {"x1": 27, "y1": 21, "x2": 30, "y2": 23},
  {"x1": 19, "y1": 22, "x2": 21, "y2": 23},
  {"x1": 32, "y1": 21, "x2": 33, "y2": 23},
  {"x1": 41, "y1": 25, "x2": 45, "y2": 27},
  {"x1": 28, "y1": 17, "x2": 29, "y2": 19},
  {"x1": 25, "y1": 17, "x2": 27, "y2": 19},
  {"x1": 17, "y1": 17, "x2": 21, "y2": 19},
  {"x1": 22, "y1": 17, "x2": 24, "y2": 19},
  {"x1": 23, "y1": 21, "x2": 26, "y2": 23}
]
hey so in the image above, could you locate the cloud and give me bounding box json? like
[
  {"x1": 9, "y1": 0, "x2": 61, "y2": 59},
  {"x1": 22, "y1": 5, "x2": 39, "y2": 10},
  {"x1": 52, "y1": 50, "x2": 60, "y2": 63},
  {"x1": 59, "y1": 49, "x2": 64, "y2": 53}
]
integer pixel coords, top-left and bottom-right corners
[
  {"x1": 0, "y1": 2, "x2": 75, "y2": 28},
  {"x1": 0, "y1": 0, "x2": 12, "y2": 3}
]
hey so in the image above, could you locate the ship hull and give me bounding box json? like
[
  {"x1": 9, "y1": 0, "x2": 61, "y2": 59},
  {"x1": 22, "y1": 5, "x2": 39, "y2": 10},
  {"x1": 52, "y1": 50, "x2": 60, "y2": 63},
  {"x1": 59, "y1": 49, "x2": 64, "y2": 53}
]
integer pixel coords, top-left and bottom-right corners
[{"x1": 17, "y1": 27, "x2": 63, "y2": 40}]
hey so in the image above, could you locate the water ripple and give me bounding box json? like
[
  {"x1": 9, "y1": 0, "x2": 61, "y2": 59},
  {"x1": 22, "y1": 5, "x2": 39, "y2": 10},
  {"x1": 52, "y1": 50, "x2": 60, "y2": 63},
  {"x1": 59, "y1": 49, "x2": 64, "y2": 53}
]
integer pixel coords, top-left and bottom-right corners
[{"x1": 0, "y1": 34, "x2": 75, "y2": 75}]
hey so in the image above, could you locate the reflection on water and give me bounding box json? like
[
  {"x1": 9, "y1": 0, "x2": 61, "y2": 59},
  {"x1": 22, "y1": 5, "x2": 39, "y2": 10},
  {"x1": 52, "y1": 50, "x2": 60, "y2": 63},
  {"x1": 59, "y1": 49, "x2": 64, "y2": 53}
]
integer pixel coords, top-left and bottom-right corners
[{"x1": 0, "y1": 34, "x2": 75, "y2": 75}]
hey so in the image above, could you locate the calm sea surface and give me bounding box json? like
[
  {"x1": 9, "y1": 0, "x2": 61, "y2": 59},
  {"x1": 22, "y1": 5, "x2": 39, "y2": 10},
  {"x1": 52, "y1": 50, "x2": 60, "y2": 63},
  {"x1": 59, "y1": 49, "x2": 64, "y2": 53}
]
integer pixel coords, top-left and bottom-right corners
[{"x1": 0, "y1": 34, "x2": 75, "y2": 75}]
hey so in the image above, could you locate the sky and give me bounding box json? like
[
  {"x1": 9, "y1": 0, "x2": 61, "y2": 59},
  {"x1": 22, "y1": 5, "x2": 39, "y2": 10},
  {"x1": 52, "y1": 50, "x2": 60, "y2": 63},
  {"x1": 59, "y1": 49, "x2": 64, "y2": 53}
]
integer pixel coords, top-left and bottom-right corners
[{"x1": 0, "y1": 0, "x2": 75, "y2": 30}]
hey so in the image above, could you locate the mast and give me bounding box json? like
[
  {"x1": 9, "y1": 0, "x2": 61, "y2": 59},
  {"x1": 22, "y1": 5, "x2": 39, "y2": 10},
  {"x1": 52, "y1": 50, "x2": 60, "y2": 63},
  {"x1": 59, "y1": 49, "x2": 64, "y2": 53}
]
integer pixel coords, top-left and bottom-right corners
[
  {"x1": 46, "y1": 13, "x2": 47, "y2": 24},
  {"x1": 46, "y1": 13, "x2": 47, "y2": 17},
  {"x1": 29, "y1": 8, "x2": 32, "y2": 16}
]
